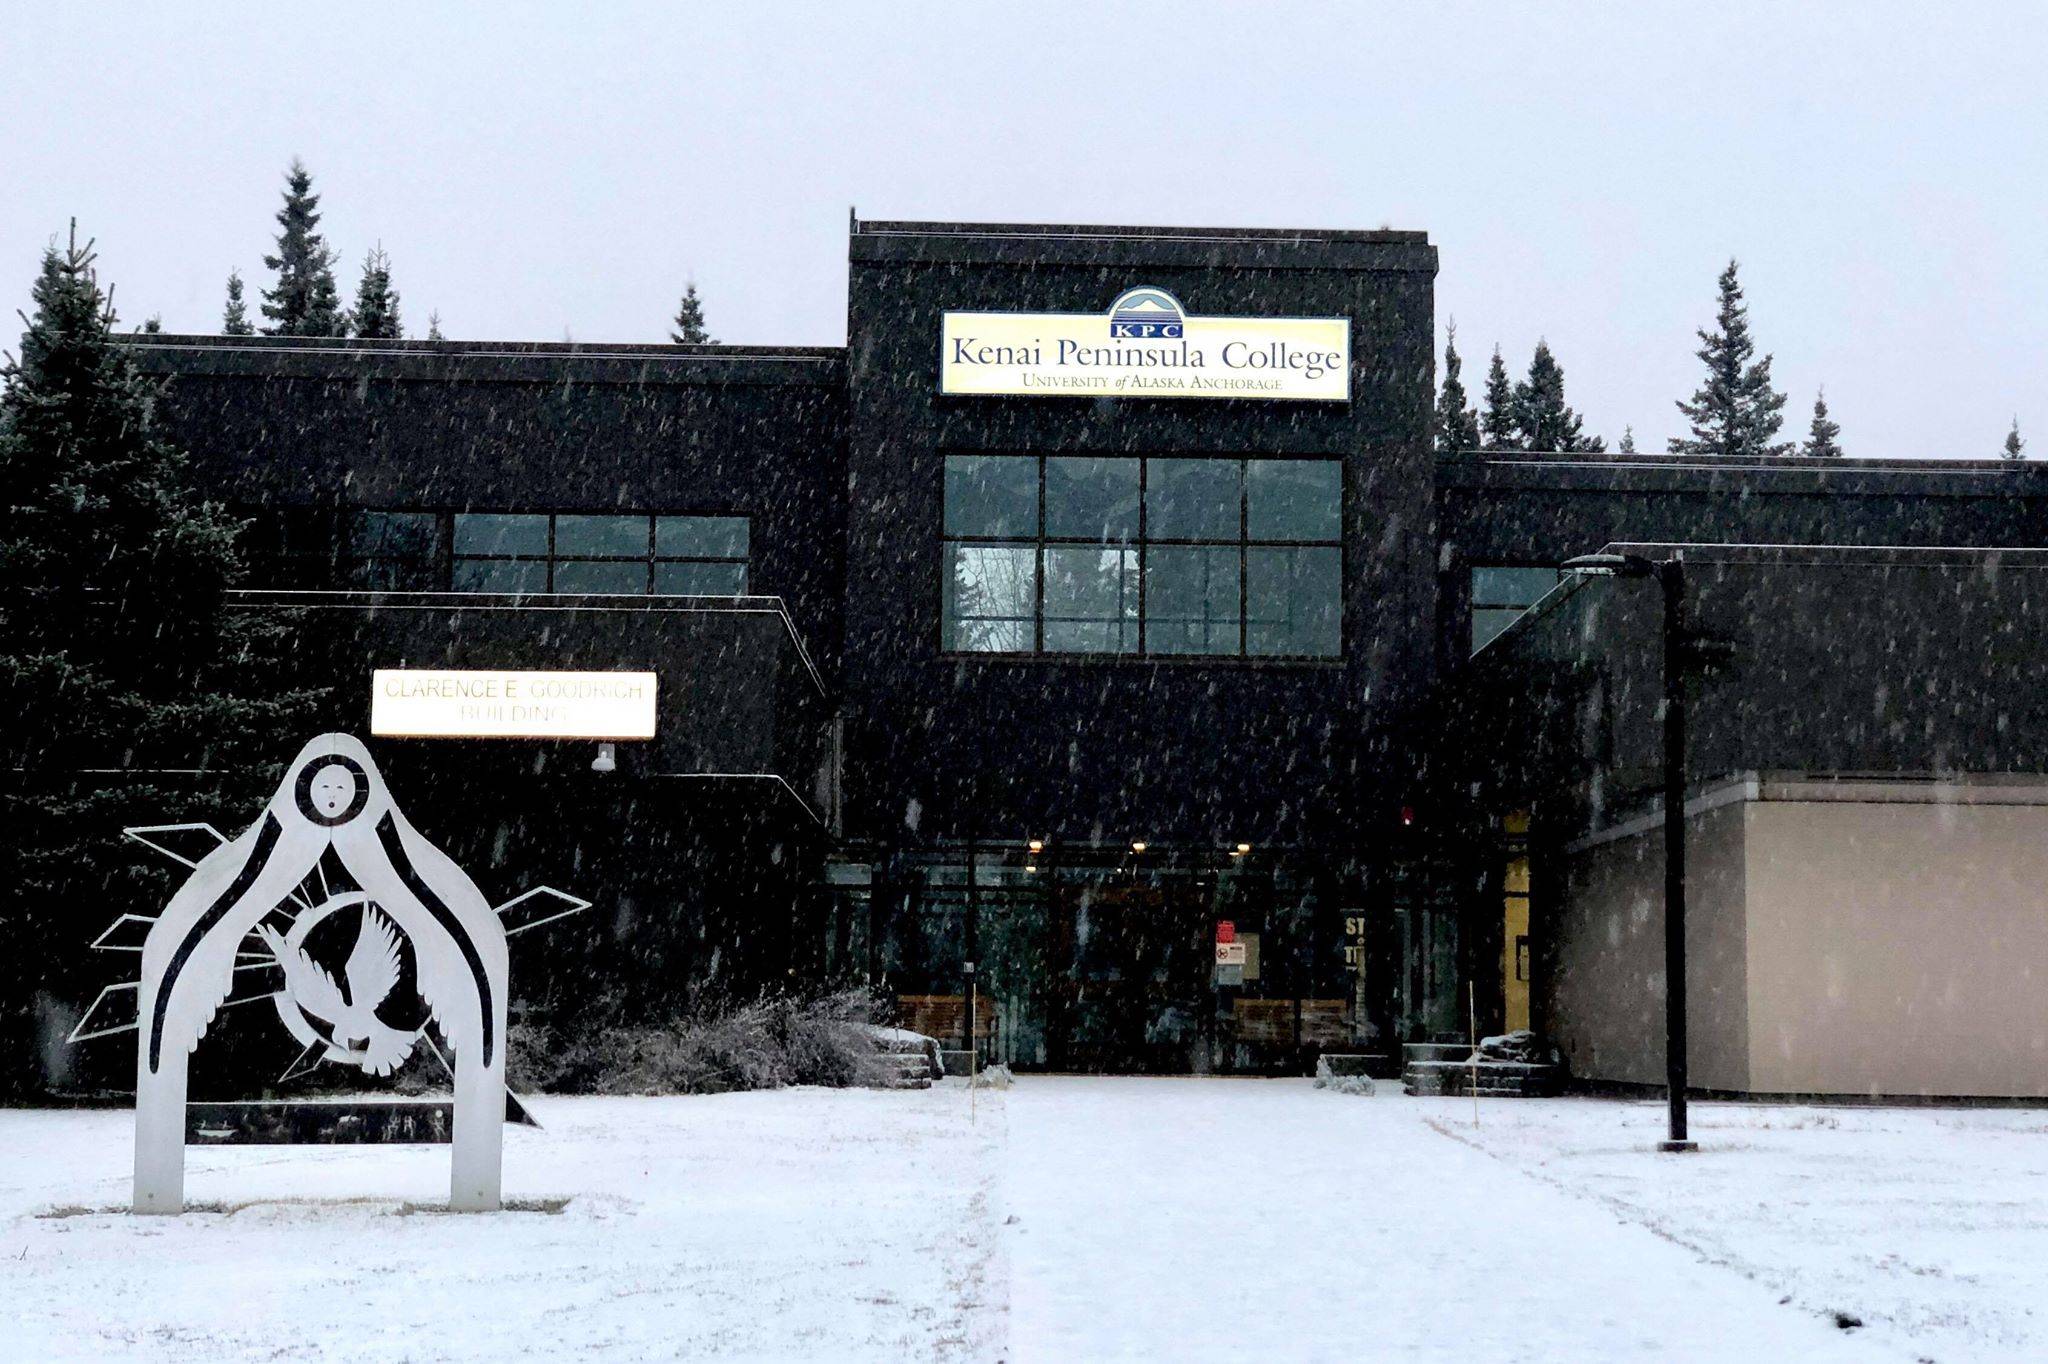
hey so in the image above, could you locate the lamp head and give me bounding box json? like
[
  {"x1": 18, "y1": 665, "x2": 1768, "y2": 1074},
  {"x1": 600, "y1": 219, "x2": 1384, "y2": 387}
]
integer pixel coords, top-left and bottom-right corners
[{"x1": 1563, "y1": 552, "x2": 1656, "y2": 579}]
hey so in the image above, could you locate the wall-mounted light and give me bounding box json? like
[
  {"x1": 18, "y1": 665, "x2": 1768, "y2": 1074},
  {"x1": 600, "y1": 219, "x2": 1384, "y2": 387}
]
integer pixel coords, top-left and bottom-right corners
[
  {"x1": 1131, "y1": 840, "x2": 1148, "y2": 854},
  {"x1": 1235, "y1": 842, "x2": 1252, "y2": 855},
  {"x1": 591, "y1": 742, "x2": 617, "y2": 774},
  {"x1": 1028, "y1": 839, "x2": 1044, "y2": 853}
]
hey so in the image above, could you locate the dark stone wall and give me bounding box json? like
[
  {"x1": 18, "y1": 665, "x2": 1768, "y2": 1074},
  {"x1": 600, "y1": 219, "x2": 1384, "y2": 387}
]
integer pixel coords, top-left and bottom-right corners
[
  {"x1": 244, "y1": 595, "x2": 833, "y2": 794},
  {"x1": 134, "y1": 340, "x2": 851, "y2": 671},
  {"x1": 841, "y1": 223, "x2": 1439, "y2": 848},
  {"x1": 1489, "y1": 550, "x2": 2048, "y2": 805},
  {"x1": 1436, "y1": 454, "x2": 2048, "y2": 671}
]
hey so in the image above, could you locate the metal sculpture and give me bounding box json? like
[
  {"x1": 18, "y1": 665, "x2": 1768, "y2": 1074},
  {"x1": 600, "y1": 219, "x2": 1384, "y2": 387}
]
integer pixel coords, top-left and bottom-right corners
[{"x1": 125, "y1": 735, "x2": 514, "y2": 1213}]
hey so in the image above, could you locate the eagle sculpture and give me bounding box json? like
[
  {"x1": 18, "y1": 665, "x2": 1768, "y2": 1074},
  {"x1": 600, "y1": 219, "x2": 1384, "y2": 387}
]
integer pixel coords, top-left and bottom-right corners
[{"x1": 256, "y1": 906, "x2": 417, "y2": 1076}]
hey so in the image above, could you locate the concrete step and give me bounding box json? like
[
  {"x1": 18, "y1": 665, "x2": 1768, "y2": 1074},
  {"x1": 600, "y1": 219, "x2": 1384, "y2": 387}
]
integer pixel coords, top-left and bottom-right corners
[
  {"x1": 1402, "y1": 1059, "x2": 1563, "y2": 1098},
  {"x1": 870, "y1": 1053, "x2": 939, "y2": 1090},
  {"x1": 1316, "y1": 1052, "x2": 1392, "y2": 1079},
  {"x1": 1402, "y1": 1041, "x2": 1476, "y2": 1065}
]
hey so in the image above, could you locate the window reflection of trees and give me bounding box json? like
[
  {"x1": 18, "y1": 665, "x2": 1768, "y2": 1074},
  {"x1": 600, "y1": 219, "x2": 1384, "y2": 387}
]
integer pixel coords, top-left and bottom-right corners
[
  {"x1": 940, "y1": 453, "x2": 1342, "y2": 657},
  {"x1": 946, "y1": 543, "x2": 1036, "y2": 652}
]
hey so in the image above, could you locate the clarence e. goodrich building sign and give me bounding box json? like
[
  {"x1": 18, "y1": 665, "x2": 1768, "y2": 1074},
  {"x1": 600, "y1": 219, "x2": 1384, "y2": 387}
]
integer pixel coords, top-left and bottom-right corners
[{"x1": 86, "y1": 213, "x2": 2048, "y2": 1100}]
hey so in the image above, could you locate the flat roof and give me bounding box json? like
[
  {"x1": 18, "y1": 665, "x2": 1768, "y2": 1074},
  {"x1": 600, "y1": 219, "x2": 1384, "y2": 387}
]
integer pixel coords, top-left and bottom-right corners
[
  {"x1": 1601, "y1": 541, "x2": 2048, "y2": 567},
  {"x1": 1439, "y1": 450, "x2": 2048, "y2": 492},
  {"x1": 120, "y1": 334, "x2": 845, "y2": 388},
  {"x1": 852, "y1": 215, "x2": 1429, "y2": 245},
  {"x1": 850, "y1": 214, "x2": 1436, "y2": 272}
]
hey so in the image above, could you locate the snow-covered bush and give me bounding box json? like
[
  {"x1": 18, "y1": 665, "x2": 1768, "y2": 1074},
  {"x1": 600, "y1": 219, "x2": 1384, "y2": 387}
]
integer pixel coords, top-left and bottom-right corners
[
  {"x1": 507, "y1": 987, "x2": 894, "y2": 1095},
  {"x1": 1313, "y1": 1055, "x2": 1376, "y2": 1096}
]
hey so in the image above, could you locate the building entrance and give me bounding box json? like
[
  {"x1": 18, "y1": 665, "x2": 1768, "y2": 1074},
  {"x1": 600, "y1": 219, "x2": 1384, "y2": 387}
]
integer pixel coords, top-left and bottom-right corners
[{"x1": 855, "y1": 843, "x2": 1365, "y2": 1073}]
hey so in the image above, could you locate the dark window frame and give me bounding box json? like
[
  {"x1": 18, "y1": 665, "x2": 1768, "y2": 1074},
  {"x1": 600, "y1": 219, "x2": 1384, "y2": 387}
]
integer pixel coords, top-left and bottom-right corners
[
  {"x1": 276, "y1": 508, "x2": 755, "y2": 596},
  {"x1": 449, "y1": 510, "x2": 751, "y2": 595},
  {"x1": 940, "y1": 453, "x2": 1344, "y2": 662}
]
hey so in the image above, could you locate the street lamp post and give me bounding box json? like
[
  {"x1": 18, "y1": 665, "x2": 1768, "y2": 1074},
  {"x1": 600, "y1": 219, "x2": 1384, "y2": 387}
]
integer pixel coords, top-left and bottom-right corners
[{"x1": 1563, "y1": 552, "x2": 1698, "y2": 1153}]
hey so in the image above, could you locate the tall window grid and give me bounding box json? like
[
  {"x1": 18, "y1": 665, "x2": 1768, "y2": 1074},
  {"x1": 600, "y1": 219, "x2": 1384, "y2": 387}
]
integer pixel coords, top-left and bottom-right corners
[{"x1": 941, "y1": 454, "x2": 1342, "y2": 658}]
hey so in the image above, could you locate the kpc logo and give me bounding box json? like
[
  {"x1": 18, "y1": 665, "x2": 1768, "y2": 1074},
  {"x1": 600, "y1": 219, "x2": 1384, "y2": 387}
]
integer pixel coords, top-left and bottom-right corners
[{"x1": 1108, "y1": 287, "x2": 1185, "y2": 339}]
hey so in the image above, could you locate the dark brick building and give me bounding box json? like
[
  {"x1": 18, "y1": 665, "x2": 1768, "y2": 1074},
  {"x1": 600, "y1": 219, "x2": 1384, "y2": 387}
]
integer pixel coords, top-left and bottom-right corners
[{"x1": 115, "y1": 216, "x2": 2048, "y2": 1093}]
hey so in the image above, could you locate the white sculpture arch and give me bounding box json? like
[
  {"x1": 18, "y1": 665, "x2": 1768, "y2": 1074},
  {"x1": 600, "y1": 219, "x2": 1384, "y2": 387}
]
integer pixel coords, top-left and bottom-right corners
[{"x1": 133, "y1": 734, "x2": 509, "y2": 1213}]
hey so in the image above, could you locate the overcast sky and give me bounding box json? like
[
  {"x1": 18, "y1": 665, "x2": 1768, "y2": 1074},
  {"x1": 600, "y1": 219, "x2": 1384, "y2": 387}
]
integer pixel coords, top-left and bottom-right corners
[{"x1": 3, "y1": 3, "x2": 2042, "y2": 456}]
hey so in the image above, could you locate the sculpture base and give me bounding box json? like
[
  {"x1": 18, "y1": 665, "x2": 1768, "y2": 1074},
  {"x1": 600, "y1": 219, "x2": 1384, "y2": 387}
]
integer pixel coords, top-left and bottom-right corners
[{"x1": 187, "y1": 1096, "x2": 537, "y2": 1146}]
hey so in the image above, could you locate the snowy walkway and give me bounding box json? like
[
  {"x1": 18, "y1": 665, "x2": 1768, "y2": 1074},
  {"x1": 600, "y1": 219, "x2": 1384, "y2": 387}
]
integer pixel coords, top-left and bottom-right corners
[
  {"x1": 4, "y1": 1080, "x2": 2045, "y2": 1360},
  {"x1": 1002, "y1": 1077, "x2": 1888, "y2": 1363}
]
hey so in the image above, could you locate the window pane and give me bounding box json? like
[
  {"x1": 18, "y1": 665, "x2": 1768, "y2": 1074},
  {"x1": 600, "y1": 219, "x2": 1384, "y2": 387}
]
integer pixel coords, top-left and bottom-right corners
[
  {"x1": 556, "y1": 513, "x2": 648, "y2": 557},
  {"x1": 944, "y1": 456, "x2": 1038, "y2": 538},
  {"x1": 1045, "y1": 457, "x2": 1139, "y2": 543},
  {"x1": 453, "y1": 512, "x2": 548, "y2": 557},
  {"x1": 1247, "y1": 546, "x2": 1341, "y2": 657},
  {"x1": 1145, "y1": 546, "x2": 1240, "y2": 654},
  {"x1": 657, "y1": 515, "x2": 749, "y2": 559},
  {"x1": 1247, "y1": 460, "x2": 1341, "y2": 542},
  {"x1": 1043, "y1": 546, "x2": 1139, "y2": 653},
  {"x1": 349, "y1": 510, "x2": 444, "y2": 559},
  {"x1": 943, "y1": 543, "x2": 1037, "y2": 652},
  {"x1": 655, "y1": 560, "x2": 748, "y2": 595},
  {"x1": 1471, "y1": 566, "x2": 1561, "y2": 609},
  {"x1": 452, "y1": 558, "x2": 548, "y2": 593},
  {"x1": 553, "y1": 559, "x2": 648, "y2": 593},
  {"x1": 1146, "y1": 458, "x2": 1241, "y2": 540},
  {"x1": 1472, "y1": 607, "x2": 1525, "y2": 651},
  {"x1": 344, "y1": 556, "x2": 441, "y2": 591}
]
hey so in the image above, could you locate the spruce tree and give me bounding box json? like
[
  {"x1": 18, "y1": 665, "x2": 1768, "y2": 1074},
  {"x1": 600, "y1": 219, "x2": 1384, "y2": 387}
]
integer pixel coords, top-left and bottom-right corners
[
  {"x1": 1480, "y1": 346, "x2": 1518, "y2": 451},
  {"x1": 2004, "y1": 418, "x2": 2026, "y2": 461},
  {"x1": 1618, "y1": 426, "x2": 1637, "y2": 454},
  {"x1": 0, "y1": 225, "x2": 318, "y2": 1096},
  {"x1": 1802, "y1": 390, "x2": 1843, "y2": 458},
  {"x1": 259, "y1": 159, "x2": 347, "y2": 337},
  {"x1": 1432, "y1": 321, "x2": 1481, "y2": 453},
  {"x1": 426, "y1": 310, "x2": 445, "y2": 342},
  {"x1": 1671, "y1": 260, "x2": 1791, "y2": 457},
  {"x1": 350, "y1": 246, "x2": 402, "y2": 339},
  {"x1": 670, "y1": 283, "x2": 714, "y2": 344},
  {"x1": 222, "y1": 269, "x2": 252, "y2": 335},
  {"x1": 1512, "y1": 341, "x2": 1604, "y2": 452}
]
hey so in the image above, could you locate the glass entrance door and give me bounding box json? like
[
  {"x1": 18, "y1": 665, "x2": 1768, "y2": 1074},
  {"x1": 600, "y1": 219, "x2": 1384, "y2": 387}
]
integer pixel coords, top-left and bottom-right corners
[{"x1": 867, "y1": 842, "x2": 1361, "y2": 1073}]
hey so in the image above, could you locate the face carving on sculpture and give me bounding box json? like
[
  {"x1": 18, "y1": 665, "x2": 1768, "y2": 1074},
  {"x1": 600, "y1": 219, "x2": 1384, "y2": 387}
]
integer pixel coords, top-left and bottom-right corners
[{"x1": 307, "y1": 763, "x2": 359, "y2": 819}]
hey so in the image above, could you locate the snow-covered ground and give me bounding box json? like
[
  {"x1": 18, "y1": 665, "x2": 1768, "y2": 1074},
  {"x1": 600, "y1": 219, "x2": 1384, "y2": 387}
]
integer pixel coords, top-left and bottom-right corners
[
  {"x1": 3, "y1": 1080, "x2": 2044, "y2": 1362},
  {"x1": 2, "y1": 1090, "x2": 1002, "y2": 1362},
  {"x1": 1436, "y1": 1094, "x2": 2048, "y2": 1363}
]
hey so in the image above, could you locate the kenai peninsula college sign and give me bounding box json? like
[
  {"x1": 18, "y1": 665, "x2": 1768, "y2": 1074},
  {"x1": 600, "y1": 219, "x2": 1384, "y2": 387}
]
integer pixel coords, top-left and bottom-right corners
[{"x1": 940, "y1": 287, "x2": 1349, "y2": 402}]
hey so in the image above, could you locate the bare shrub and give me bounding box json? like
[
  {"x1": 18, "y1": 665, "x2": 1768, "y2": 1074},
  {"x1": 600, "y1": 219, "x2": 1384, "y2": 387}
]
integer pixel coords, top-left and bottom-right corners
[{"x1": 507, "y1": 987, "x2": 891, "y2": 1096}]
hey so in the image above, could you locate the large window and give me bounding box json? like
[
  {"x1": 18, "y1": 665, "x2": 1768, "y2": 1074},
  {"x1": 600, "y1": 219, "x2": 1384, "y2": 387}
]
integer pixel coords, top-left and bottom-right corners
[
  {"x1": 448, "y1": 512, "x2": 750, "y2": 595},
  {"x1": 942, "y1": 454, "x2": 1342, "y2": 658},
  {"x1": 1470, "y1": 565, "x2": 1562, "y2": 651}
]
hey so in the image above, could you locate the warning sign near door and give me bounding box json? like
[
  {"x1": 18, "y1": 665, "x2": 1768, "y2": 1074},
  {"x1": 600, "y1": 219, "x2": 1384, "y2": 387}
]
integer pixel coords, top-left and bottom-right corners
[{"x1": 1215, "y1": 942, "x2": 1248, "y2": 967}]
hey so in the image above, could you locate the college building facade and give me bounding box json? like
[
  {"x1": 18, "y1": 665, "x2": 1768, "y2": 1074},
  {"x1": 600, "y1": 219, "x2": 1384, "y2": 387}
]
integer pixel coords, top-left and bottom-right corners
[{"x1": 122, "y1": 216, "x2": 2048, "y2": 1097}]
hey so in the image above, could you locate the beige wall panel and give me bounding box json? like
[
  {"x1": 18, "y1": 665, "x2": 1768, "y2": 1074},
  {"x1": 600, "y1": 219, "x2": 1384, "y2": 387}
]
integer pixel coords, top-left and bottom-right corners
[
  {"x1": 1745, "y1": 802, "x2": 2048, "y2": 1097},
  {"x1": 1550, "y1": 802, "x2": 1750, "y2": 1090}
]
